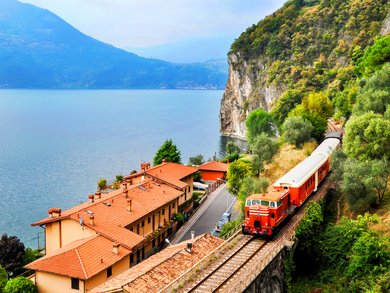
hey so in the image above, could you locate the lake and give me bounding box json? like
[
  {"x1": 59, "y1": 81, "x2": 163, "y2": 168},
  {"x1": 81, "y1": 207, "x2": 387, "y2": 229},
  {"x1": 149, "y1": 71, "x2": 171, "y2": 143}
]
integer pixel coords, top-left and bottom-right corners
[{"x1": 0, "y1": 89, "x2": 235, "y2": 248}]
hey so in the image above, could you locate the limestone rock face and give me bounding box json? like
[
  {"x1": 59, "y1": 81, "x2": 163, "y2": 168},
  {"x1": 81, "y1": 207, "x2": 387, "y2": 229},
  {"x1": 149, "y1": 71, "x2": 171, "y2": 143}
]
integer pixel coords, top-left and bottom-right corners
[
  {"x1": 220, "y1": 53, "x2": 284, "y2": 139},
  {"x1": 381, "y1": 12, "x2": 390, "y2": 35}
]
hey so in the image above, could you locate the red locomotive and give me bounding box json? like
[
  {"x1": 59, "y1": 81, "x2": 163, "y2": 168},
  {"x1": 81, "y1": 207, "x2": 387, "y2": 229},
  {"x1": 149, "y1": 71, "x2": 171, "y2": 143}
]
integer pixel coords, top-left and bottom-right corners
[{"x1": 242, "y1": 132, "x2": 342, "y2": 236}]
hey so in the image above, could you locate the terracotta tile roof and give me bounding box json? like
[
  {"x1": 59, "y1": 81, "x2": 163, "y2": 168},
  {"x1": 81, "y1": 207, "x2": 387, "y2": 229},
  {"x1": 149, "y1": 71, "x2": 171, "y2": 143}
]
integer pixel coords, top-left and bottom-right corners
[
  {"x1": 198, "y1": 161, "x2": 228, "y2": 172},
  {"x1": 91, "y1": 234, "x2": 224, "y2": 293},
  {"x1": 145, "y1": 162, "x2": 197, "y2": 188},
  {"x1": 26, "y1": 235, "x2": 131, "y2": 280},
  {"x1": 32, "y1": 180, "x2": 183, "y2": 249}
]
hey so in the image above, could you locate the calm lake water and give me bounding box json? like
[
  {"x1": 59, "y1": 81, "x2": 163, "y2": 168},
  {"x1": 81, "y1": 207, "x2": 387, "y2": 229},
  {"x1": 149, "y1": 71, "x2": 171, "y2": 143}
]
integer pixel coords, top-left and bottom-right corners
[{"x1": 0, "y1": 90, "x2": 233, "y2": 248}]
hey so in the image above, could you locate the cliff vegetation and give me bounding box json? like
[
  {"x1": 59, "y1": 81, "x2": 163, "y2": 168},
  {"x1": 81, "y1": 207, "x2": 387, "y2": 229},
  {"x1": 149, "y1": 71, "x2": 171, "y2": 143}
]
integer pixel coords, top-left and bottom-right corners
[{"x1": 220, "y1": 0, "x2": 389, "y2": 138}]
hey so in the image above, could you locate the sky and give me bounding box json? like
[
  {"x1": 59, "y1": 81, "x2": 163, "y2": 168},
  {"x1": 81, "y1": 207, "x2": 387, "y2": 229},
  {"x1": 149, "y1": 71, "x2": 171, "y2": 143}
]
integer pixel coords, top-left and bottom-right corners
[{"x1": 21, "y1": 0, "x2": 287, "y2": 63}]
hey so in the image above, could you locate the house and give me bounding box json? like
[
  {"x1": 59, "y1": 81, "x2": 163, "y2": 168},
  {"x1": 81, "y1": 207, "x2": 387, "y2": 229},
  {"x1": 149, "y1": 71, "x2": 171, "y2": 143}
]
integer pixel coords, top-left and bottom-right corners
[
  {"x1": 26, "y1": 162, "x2": 197, "y2": 293},
  {"x1": 197, "y1": 161, "x2": 228, "y2": 181},
  {"x1": 90, "y1": 233, "x2": 224, "y2": 293}
]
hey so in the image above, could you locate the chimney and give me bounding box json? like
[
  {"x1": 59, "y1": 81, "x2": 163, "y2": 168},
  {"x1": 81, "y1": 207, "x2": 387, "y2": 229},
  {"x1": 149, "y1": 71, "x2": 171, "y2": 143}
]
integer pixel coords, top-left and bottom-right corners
[
  {"x1": 95, "y1": 190, "x2": 102, "y2": 199},
  {"x1": 122, "y1": 182, "x2": 127, "y2": 191},
  {"x1": 88, "y1": 194, "x2": 94, "y2": 203},
  {"x1": 89, "y1": 215, "x2": 94, "y2": 226},
  {"x1": 49, "y1": 208, "x2": 62, "y2": 218},
  {"x1": 127, "y1": 199, "x2": 132, "y2": 212},
  {"x1": 113, "y1": 243, "x2": 120, "y2": 255}
]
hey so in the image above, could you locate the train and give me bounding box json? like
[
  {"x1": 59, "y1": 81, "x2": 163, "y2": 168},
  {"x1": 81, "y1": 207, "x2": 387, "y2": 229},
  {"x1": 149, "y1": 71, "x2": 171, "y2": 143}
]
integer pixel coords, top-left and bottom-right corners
[{"x1": 242, "y1": 132, "x2": 342, "y2": 236}]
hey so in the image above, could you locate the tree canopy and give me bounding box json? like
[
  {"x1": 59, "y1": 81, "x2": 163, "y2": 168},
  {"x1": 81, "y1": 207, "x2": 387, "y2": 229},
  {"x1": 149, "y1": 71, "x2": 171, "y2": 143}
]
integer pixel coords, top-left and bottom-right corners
[
  {"x1": 188, "y1": 154, "x2": 204, "y2": 166},
  {"x1": 250, "y1": 133, "x2": 279, "y2": 174},
  {"x1": 343, "y1": 112, "x2": 390, "y2": 160},
  {"x1": 282, "y1": 116, "x2": 313, "y2": 147},
  {"x1": 153, "y1": 139, "x2": 181, "y2": 165},
  {"x1": 0, "y1": 234, "x2": 25, "y2": 276},
  {"x1": 226, "y1": 159, "x2": 253, "y2": 195},
  {"x1": 245, "y1": 108, "x2": 275, "y2": 144}
]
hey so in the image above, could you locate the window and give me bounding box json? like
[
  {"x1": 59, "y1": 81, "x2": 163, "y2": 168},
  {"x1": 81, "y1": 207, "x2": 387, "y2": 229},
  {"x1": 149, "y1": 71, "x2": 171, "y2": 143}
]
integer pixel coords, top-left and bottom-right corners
[
  {"x1": 261, "y1": 200, "x2": 270, "y2": 206},
  {"x1": 162, "y1": 209, "x2": 165, "y2": 215},
  {"x1": 277, "y1": 199, "x2": 283, "y2": 207},
  {"x1": 246, "y1": 200, "x2": 251, "y2": 206},
  {"x1": 71, "y1": 278, "x2": 79, "y2": 290},
  {"x1": 148, "y1": 217, "x2": 151, "y2": 224},
  {"x1": 142, "y1": 221, "x2": 145, "y2": 227},
  {"x1": 172, "y1": 203, "x2": 175, "y2": 208},
  {"x1": 270, "y1": 202, "x2": 276, "y2": 208},
  {"x1": 107, "y1": 266, "x2": 112, "y2": 278},
  {"x1": 252, "y1": 199, "x2": 260, "y2": 205}
]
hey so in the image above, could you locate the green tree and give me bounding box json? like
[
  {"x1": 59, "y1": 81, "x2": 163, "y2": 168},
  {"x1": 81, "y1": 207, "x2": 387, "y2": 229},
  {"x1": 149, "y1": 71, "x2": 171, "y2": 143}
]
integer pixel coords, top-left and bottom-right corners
[
  {"x1": 225, "y1": 141, "x2": 240, "y2": 155},
  {"x1": 0, "y1": 265, "x2": 7, "y2": 292},
  {"x1": 188, "y1": 154, "x2": 204, "y2": 166},
  {"x1": 115, "y1": 175, "x2": 123, "y2": 182},
  {"x1": 3, "y1": 277, "x2": 37, "y2": 293},
  {"x1": 300, "y1": 92, "x2": 333, "y2": 118},
  {"x1": 332, "y1": 81, "x2": 359, "y2": 119},
  {"x1": 329, "y1": 149, "x2": 347, "y2": 187},
  {"x1": 357, "y1": 35, "x2": 390, "y2": 75},
  {"x1": 346, "y1": 231, "x2": 390, "y2": 279},
  {"x1": 226, "y1": 159, "x2": 253, "y2": 195},
  {"x1": 271, "y1": 89, "x2": 305, "y2": 126},
  {"x1": 294, "y1": 202, "x2": 324, "y2": 273},
  {"x1": 193, "y1": 171, "x2": 202, "y2": 182},
  {"x1": 341, "y1": 159, "x2": 389, "y2": 211},
  {"x1": 245, "y1": 109, "x2": 275, "y2": 144},
  {"x1": 0, "y1": 234, "x2": 25, "y2": 276},
  {"x1": 238, "y1": 176, "x2": 269, "y2": 213},
  {"x1": 97, "y1": 178, "x2": 107, "y2": 190},
  {"x1": 343, "y1": 112, "x2": 390, "y2": 160},
  {"x1": 153, "y1": 139, "x2": 181, "y2": 165},
  {"x1": 321, "y1": 213, "x2": 379, "y2": 270},
  {"x1": 353, "y1": 63, "x2": 390, "y2": 116},
  {"x1": 250, "y1": 133, "x2": 279, "y2": 174},
  {"x1": 282, "y1": 116, "x2": 313, "y2": 147}
]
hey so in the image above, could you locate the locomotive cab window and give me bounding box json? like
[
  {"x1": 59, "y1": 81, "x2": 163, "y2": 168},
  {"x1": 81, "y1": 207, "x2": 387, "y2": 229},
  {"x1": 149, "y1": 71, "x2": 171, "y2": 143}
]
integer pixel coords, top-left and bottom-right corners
[
  {"x1": 260, "y1": 200, "x2": 269, "y2": 206},
  {"x1": 270, "y1": 201, "x2": 276, "y2": 208},
  {"x1": 252, "y1": 200, "x2": 260, "y2": 205},
  {"x1": 277, "y1": 199, "x2": 283, "y2": 207},
  {"x1": 246, "y1": 200, "x2": 251, "y2": 206}
]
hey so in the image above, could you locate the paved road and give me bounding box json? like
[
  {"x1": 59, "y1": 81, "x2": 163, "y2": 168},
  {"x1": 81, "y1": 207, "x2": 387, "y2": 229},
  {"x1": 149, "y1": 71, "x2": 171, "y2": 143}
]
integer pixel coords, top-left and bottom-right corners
[{"x1": 172, "y1": 184, "x2": 235, "y2": 244}]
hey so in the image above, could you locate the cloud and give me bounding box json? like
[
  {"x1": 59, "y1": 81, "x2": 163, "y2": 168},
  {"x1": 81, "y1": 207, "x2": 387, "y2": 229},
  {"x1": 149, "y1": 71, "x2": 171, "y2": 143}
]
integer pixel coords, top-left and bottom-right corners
[{"x1": 20, "y1": 0, "x2": 286, "y2": 48}]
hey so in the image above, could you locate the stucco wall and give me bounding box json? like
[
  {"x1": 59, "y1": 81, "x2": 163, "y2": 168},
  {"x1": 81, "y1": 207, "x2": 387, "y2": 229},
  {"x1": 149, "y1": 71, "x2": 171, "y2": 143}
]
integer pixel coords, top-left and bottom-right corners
[{"x1": 35, "y1": 271, "x2": 85, "y2": 293}]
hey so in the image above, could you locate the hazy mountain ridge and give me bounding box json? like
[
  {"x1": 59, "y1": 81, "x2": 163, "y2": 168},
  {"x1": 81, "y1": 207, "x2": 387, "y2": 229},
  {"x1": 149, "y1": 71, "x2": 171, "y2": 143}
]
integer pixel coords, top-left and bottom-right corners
[{"x1": 0, "y1": 0, "x2": 227, "y2": 89}]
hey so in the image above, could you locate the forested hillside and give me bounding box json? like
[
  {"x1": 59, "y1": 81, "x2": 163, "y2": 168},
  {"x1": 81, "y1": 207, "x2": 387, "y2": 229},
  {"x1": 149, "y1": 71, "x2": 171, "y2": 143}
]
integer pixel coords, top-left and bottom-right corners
[
  {"x1": 220, "y1": 0, "x2": 389, "y2": 138},
  {"x1": 222, "y1": 0, "x2": 389, "y2": 291}
]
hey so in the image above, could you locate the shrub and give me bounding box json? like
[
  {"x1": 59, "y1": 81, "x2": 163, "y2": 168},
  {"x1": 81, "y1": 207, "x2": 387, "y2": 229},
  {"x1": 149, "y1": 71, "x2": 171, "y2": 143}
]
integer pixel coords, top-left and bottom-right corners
[
  {"x1": 3, "y1": 276, "x2": 37, "y2": 293},
  {"x1": 97, "y1": 178, "x2": 107, "y2": 190}
]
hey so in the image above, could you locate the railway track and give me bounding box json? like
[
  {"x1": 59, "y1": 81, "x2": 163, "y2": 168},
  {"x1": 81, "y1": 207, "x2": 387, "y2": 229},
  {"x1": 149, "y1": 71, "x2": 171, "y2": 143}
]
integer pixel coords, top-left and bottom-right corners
[
  {"x1": 166, "y1": 177, "x2": 333, "y2": 293},
  {"x1": 186, "y1": 237, "x2": 266, "y2": 293}
]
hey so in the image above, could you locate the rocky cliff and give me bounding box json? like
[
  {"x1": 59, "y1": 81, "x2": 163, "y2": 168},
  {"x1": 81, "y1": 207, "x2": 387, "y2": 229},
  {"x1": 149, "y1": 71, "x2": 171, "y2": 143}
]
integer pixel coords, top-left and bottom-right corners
[{"x1": 220, "y1": 0, "x2": 389, "y2": 138}]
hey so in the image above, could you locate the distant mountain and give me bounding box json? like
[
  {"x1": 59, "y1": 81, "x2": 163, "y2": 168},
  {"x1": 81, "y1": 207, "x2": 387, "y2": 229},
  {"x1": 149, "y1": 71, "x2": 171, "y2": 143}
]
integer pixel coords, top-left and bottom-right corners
[
  {"x1": 125, "y1": 35, "x2": 233, "y2": 63},
  {"x1": 0, "y1": 0, "x2": 227, "y2": 89}
]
